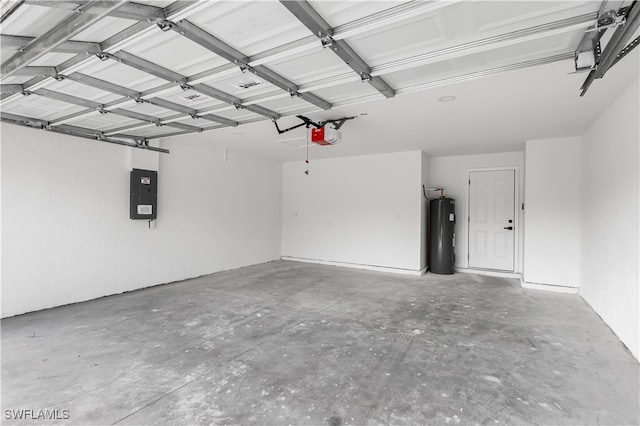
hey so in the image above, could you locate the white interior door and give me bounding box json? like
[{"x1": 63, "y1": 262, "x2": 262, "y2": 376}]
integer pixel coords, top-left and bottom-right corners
[{"x1": 468, "y1": 170, "x2": 515, "y2": 271}]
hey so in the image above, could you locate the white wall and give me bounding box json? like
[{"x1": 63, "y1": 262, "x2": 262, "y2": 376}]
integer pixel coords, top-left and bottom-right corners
[
  {"x1": 524, "y1": 137, "x2": 581, "y2": 289},
  {"x1": 1, "y1": 124, "x2": 282, "y2": 317},
  {"x1": 429, "y1": 152, "x2": 525, "y2": 271},
  {"x1": 580, "y1": 76, "x2": 639, "y2": 360},
  {"x1": 281, "y1": 151, "x2": 424, "y2": 273}
]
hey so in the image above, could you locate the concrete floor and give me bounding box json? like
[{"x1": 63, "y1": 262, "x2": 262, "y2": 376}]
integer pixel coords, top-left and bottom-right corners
[{"x1": 2, "y1": 261, "x2": 638, "y2": 425}]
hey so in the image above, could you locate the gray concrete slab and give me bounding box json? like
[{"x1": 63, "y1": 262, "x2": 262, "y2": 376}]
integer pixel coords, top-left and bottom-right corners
[{"x1": 2, "y1": 260, "x2": 638, "y2": 425}]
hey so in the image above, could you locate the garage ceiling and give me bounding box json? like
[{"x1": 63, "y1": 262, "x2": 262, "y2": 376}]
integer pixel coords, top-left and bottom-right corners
[{"x1": 1, "y1": 0, "x2": 638, "y2": 158}]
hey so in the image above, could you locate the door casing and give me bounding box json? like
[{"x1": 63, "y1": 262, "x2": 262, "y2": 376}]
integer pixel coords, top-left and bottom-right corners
[{"x1": 466, "y1": 166, "x2": 520, "y2": 273}]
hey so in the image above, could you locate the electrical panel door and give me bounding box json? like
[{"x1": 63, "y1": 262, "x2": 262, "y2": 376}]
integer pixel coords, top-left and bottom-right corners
[{"x1": 130, "y1": 169, "x2": 157, "y2": 219}]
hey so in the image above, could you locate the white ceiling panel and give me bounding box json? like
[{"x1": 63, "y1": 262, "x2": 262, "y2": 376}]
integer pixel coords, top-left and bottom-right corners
[
  {"x1": 201, "y1": 70, "x2": 279, "y2": 99},
  {"x1": 306, "y1": 1, "x2": 400, "y2": 28},
  {"x1": 29, "y1": 52, "x2": 81, "y2": 67},
  {"x1": 268, "y1": 47, "x2": 353, "y2": 84},
  {"x1": 382, "y1": 60, "x2": 457, "y2": 90},
  {"x1": 67, "y1": 112, "x2": 141, "y2": 131},
  {"x1": 75, "y1": 59, "x2": 169, "y2": 92},
  {"x1": 42, "y1": 79, "x2": 122, "y2": 104},
  {"x1": 0, "y1": 5, "x2": 71, "y2": 37},
  {"x1": 257, "y1": 95, "x2": 316, "y2": 115},
  {"x1": 161, "y1": 89, "x2": 227, "y2": 111},
  {"x1": 346, "y1": 12, "x2": 449, "y2": 66},
  {"x1": 187, "y1": 2, "x2": 312, "y2": 56},
  {"x1": 0, "y1": 75, "x2": 33, "y2": 85},
  {"x1": 123, "y1": 30, "x2": 229, "y2": 76},
  {"x1": 71, "y1": 16, "x2": 138, "y2": 42},
  {"x1": 10, "y1": 95, "x2": 85, "y2": 121},
  {"x1": 471, "y1": 1, "x2": 599, "y2": 33},
  {"x1": 311, "y1": 80, "x2": 383, "y2": 104}
]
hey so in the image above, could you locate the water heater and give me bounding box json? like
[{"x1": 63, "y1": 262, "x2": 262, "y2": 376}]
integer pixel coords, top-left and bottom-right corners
[{"x1": 430, "y1": 197, "x2": 455, "y2": 274}]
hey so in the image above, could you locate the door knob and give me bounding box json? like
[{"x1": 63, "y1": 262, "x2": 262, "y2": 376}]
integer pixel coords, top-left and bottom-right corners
[{"x1": 504, "y1": 226, "x2": 513, "y2": 230}]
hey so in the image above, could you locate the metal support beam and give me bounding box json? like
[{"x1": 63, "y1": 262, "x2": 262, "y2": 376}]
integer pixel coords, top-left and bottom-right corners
[
  {"x1": 612, "y1": 34, "x2": 640, "y2": 67},
  {"x1": 143, "y1": 98, "x2": 238, "y2": 126},
  {"x1": 242, "y1": 104, "x2": 281, "y2": 121},
  {"x1": 197, "y1": 114, "x2": 239, "y2": 127},
  {"x1": 1, "y1": 1, "x2": 128, "y2": 77},
  {"x1": 54, "y1": 123, "x2": 104, "y2": 137},
  {"x1": 164, "y1": 121, "x2": 203, "y2": 132},
  {"x1": 110, "y1": 108, "x2": 161, "y2": 124},
  {"x1": 12, "y1": 66, "x2": 58, "y2": 77},
  {"x1": 24, "y1": 1, "x2": 165, "y2": 21},
  {"x1": 189, "y1": 84, "x2": 281, "y2": 120},
  {"x1": 1, "y1": 112, "x2": 169, "y2": 153},
  {"x1": 66, "y1": 72, "x2": 141, "y2": 98},
  {"x1": 144, "y1": 97, "x2": 196, "y2": 116},
  {"x1": 0, "y1": 84, "x2": 24, "y2": 94},
  {"x1": 107, "y1": 51, "x2": 187, "y2": 84},
  {"x1": 1, "y1": 111, "x2": 48, "y2": 128},
  {"x1": 33, "y1": 88, "x2": 104, "y2": 109},
  {"x1": 164, "y1": 19, "x2": 332, "y2": 110},
  {"x1": 280, "y1": 0, "x2": 395, "y2": 98},
  {"x1": 581, "y1": 1, "x2": 640, "y2": 95},
  {"x1": 1, "y1": 34, "x2": 101, "y2": 54},
  {"x1": 594, "y1": 2, "x2": 640, "y2": 76},
  {"x1": 190, "y1": 83, "x2": 242, "y2": 105}
]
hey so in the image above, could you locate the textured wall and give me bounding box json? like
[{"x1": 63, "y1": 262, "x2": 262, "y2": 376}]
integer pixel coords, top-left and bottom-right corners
[
  {"x1": 282, "y1": 151, "x2": 424, "y2": 272},
  {"x1": 1, "y1": 124, "x2": 282, "y2": 317},
  {"x1": 580, "y1": 77, "x2": 639, "y2": 360},
  {"x1": 524, "y1": 137, "x2": 581, "y2": 288}
]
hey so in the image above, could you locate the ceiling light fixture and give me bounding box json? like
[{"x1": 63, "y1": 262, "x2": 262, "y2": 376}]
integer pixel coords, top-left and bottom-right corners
[{"x1": 439, "y1": 95, "x2": 456, "y2": 102}]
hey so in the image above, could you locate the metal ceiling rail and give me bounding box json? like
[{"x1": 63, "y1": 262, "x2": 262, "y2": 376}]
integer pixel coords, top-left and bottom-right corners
[
  {"x1": 144, "y1": 97, "x2": 239, "y2": 127},
  {"x1": 109, "y1": 126, "x2": 214, "y2": 141},
  {"x1": 40, "y1": 59, "x2": 280, "y2": 129},
  {"x1": 371, "y1": 12, "x2": 599, "y2": 76},
  {"x1": 10, "y1": 66, "x2": 57, "y2": 77},
  {"x1": 1, "y1": 0, "x2": 129, "y2": 78},
  {"x1": 0, "y1": 35, "x2": 102, "y2": 54},
  {"x1": 0, "y1": 84, "x2": 23, "y2": 94},
  {"x1": 24, "y1": 0, "x2": 166, "y2": 21},
  {"x1": 581, "y1": 0, "x2": 640, "y2": 95},
  {"x1": 396, "y1": 52, "x2": 575, "y2": 95},
  {"x1": 161, "y1": 18, "x2": 332, "y2": 111},
  {"x1": 66, "y1": 72, "x2": 141, "y2": 98},
  {"x1": 279, "y1": 0, "x2": 395, "y2": 99},
  {"x1": 32, "y1": 88, "x2": 104, "y2": 109},
  {"x1": 0, "y1": 111, "x2": 170, "y2": 153},
  {"x1": 105, "y1": 51, "x2": 186, "y2": 84},
  {"x1": 0, "y1": 0, "x2": 200, "y2": 103},
  {"x1": 29, "y1": 86, "x2": 211, "y2": 135}
]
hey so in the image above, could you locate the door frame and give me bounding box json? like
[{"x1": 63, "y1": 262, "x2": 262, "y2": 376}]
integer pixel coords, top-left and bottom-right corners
[{"x1": 466, "y1": 166, "x2": 521, "y2": 273}]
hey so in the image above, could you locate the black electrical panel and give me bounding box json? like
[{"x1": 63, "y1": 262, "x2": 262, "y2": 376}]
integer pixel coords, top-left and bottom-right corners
[
  {"x1": 429, "y1": 197, "x2": 455, "y2": 274},
  {"x1": 130, "y1": 169, "x2": 157, "y2": 220}
]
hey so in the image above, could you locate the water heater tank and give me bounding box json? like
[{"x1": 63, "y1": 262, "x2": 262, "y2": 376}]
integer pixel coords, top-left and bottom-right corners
[{"x1": 430, "y1": 197, "x2": 455, "y2": 274}]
